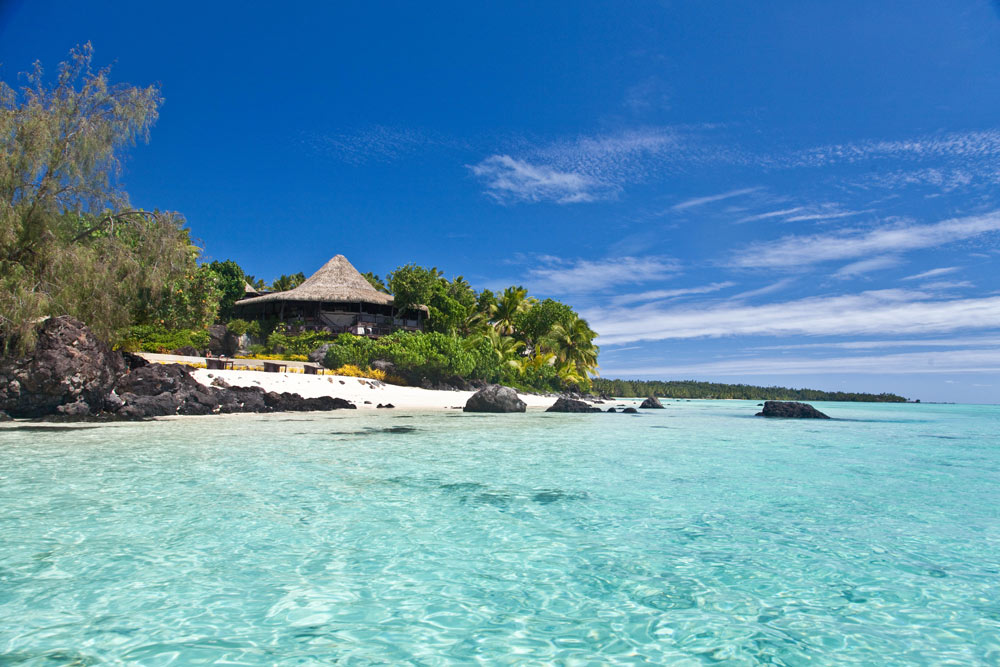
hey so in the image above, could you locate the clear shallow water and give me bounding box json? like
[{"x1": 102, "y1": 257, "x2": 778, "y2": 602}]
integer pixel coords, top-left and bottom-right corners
[{"x1": 1, "y1": 400, "x2": 999, "y2": 665}]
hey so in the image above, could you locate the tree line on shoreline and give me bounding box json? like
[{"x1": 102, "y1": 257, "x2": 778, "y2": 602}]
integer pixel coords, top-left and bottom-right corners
[{"x1": 592, "y1": 378, "x2": 907, "y2": 402}]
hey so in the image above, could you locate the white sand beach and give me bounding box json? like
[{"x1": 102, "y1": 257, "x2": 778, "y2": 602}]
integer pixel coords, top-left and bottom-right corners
[{"x1": 190, "y1": 368, "x2": 561, "y2": 411}]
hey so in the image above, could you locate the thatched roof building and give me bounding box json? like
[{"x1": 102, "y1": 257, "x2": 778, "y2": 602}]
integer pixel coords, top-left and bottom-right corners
[{"x1": 235, "y1": 255, "x2": 424, "y2": 336}]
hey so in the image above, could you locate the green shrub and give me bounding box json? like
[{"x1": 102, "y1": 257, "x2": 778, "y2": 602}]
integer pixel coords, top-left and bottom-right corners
[
  {"x1": 266, "y1": 329, "x2": 335, "y2": 356},
  {"x1": 226, "y1": 318, "x2": 250, "y2": 336},
  {"x1": 117, "y1": 325, "x2": 210, "y2": 354},
  {"x1": 372, "y1": 331, "x2": 474, "y2": 383},
  {"x1": 322, "y1": 334, "x2": 375, "y2": 369}
]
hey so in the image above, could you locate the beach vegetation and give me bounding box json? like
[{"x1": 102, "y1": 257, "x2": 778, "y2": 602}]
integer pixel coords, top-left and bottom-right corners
[{"x1": 118, "y1": 325, "x2": 211, "y2": 354}]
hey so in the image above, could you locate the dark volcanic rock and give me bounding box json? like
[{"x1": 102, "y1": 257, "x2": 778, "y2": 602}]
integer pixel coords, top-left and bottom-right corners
[
  {"x1": 640, "y1": 396, "x2": 664, "y2": 409},
  {"x1": 0, "y1": 316, "x2": 126, "y2": 418},
  {"x1": 756, "y1": 400, "x2": 830, "y2": 419},
  {"x1": 464, "y1": 385, "x2": 526, "y2": 413},
  {"x1": 606, "y1": 407, "x2": 617, "y2": 413},
  {"x1": 122, "y1": 352, "x2": 149, "y2": 370},
  {"x1": 546, "y1": 397, "x2": 601, "y2": 413},
  {"x1": 621, "y1": 407, "x2": 639, "y2": 414},
  {"x1": 171, "y1": 345, "x2": 200, "y2": 357},
  {"x1": 114, "y1": 364, "x2": 356, "y2": 417},
  {"x1": 207, "y1": 324, "x2": 238, "y2": 356},
  {"x1": 0, "y1": 318, "x2": 359, "y2": 420}
]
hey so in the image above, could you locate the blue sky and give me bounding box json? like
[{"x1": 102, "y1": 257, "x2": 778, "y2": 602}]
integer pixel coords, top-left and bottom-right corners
[{"x1": 3, "y1": 1, "x2": 1000, "y2": 403}]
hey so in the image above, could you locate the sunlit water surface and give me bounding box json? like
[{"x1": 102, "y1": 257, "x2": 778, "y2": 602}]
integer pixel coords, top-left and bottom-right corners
[{"x1": 1, "y1": 400, "x2": 999, "y2": 665}]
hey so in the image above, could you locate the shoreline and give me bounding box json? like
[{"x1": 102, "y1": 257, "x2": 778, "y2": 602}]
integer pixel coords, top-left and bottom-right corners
[{"x1": 191, "y1": 368, "x2": 563, "y2": 411}]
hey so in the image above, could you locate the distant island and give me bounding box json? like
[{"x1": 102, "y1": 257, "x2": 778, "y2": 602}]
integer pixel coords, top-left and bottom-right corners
[{"x1": 592, "y1": 379, "x2": 907, "y2": 402}]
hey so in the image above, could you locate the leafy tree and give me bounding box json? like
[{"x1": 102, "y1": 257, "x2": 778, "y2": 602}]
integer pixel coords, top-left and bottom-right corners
[
  {"x1": 514, "y1": 298, "x2": 575, "y2": 347},
  {"x1": 387, "y1": 264, "x2": 439, "y2": 314},
  {"x1": 0, "y1": 43, "x2": 204, "y2": 353},
  {"x1": 207, "y1": 259, "x2": 247, "y2": 321}
]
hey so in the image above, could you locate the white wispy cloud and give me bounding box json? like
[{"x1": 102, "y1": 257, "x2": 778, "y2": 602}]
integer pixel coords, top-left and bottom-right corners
[
  {"x1": 603, "y1": 347, "x2": 1000, "y2": 377},
  {"x1": 902, "y1": 266, "x2": 959, "y2": 281},
  {"x1": 470, "y1": 126, "x2": 738, "y2": 204},
  {"x1": 586, "y1": 289, "x2": 1000, "y2": 345},
  {"x1": 832, "y1": 256, "x2": 902, "y2": 279},
  {"x1": 525, "y1": 255, "x2": 679, "y2": 294},
  {"x1": 727, "y1": 278, "x2": 796, "y2": 301},
  {"x1": 920, "y1": 280, "x2": 975, "y2": 290},
  {"x1": 467, "y1": 155, "x2": 599, "y2": 204},
  {"x1": 731, "y1": 211, "x2": 1000, "y2": 269},
  {"x1": 672, "y1": 187, "x2": 759, "y2": 211},
  {"x1": 788, "y1": 129, "x2": 1000, "y2": 167},
  {"x1": 783, "y1": 209, "x2": 871, "y2": 222},
  {"x1": 753, "y1": 335, "x2": 1000, "y2": 351},
  {"x1": 612, "y1": 281, "x2": 735, "y2": 306},
  {"x1": 735, "y1": 207, "x2": 806, "y2": 224}
]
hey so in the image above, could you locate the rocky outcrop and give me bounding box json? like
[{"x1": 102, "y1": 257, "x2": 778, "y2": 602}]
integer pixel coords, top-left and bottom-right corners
[
  {"x1": 114, "y1": 363, "x2": 355, "y2": 417},
  {"x1": 206, "y1": 324, "x2": 238, "y2": 357},
  {"x1": 621, "y1": 407, "x2": 639, "y2": 414},
  {"x1": 0, "y1": 317, "x2": 356, "y2": 420},
  {"x1": 0, "y1": 316, "x2": 126, "y2": 418},
  {"x1": 464, "y1": 385, "x2": 526, "y2": 413},
  {"x1": 546, "y1": 397, "x2": 601, "y2": 413},
  {"x1": 640, "y1": 396, "x2": 664, "y2": 409},
  {"x1": 756, "y1": 401, "x2": 830, "y2": 419}
]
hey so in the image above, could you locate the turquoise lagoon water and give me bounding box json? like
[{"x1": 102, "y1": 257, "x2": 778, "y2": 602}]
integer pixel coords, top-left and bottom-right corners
[{"x1": 1, "y1": 400, "x2": 999, "y2": 665}]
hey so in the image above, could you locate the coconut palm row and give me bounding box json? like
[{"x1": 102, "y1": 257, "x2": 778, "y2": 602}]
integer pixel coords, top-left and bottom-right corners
[{"x1": 473, "y1": 286, "x2": 600, "y2": 390}]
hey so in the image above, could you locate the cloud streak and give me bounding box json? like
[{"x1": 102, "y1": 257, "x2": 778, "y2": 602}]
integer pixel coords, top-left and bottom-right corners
[
  {"x1": 525, "y1": 255, "x2": 680, "y2": 294},
  {"x1": 603, "y1": 347, "x2": 1000, "y2": 377},
  {"x1": 672, "y1": 187, "x2": 759, "y2": 210},
  {"x1": 467, "y1": 155, "x2": 599, "y2": 204},
  {"x1": 613, "y1": 281, "x2": 735, "y2": 305},
  {"x1": 587, "y1": 289, "x2": 1000, "y2": 345},
  {"x1": 731, "y1": 211, "x2": 1000, "y2": 269}
]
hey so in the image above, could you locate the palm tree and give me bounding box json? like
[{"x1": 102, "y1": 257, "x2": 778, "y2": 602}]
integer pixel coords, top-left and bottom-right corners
[
  {"x1": 491, "y1": 286, "x2": 530, "y2": 335},
  {"x1": 270, "y1": 272, "x2": 305, "y2": 292},
  {"x1": 543, "y1": 315, "x2": 599, "y2": 379},
  {"x1": 485, "y1": 329, "x2": 525, "y2": 369}
]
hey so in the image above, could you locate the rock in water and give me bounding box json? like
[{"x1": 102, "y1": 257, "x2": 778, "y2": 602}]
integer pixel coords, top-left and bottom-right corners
[
  {"x1": 464, "y1": 385, "x2": 526, "y2": 413},
  {"x1": 640, "y1": 396, "x2": 664, "y2": 409},
  {"x1": 0, "y1": 316, "x2": 126, "y2": 418},
  {"x1": 756, "y1": 401, "x2": 830, "y2": 419},
  {"x1": 546, "y1": 397, "x2": 601, "y2": 413},
  {"x1": 621, "y1": 407, "x2": 639, "y2": 414}
]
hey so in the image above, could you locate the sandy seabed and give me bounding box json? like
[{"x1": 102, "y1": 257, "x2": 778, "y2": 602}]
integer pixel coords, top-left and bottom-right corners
[{"x1": 191, "y1": 368, "x2": 559, "y2": 411}]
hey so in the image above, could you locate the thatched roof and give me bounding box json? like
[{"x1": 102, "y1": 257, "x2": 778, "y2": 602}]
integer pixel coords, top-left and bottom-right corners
[
  {"x1": 235, "y1": 255, "x2": 399, "y2": 308},
  {"x1": 243, "y1": 282, "x2": 261, "y2": 296}
]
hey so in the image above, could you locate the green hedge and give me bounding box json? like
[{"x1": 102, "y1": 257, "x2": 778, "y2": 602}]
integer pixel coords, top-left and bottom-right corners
[{"x1": 118, "y1": 325, "x2": 210, "y2": 353}]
